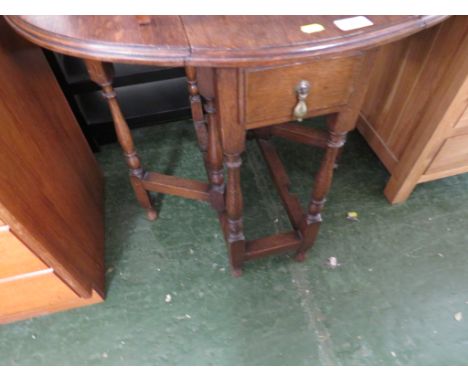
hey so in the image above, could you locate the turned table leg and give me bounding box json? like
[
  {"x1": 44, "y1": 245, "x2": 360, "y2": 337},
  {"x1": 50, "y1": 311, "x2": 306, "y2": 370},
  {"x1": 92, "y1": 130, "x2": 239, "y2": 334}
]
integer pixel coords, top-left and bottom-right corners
[
  {"x1": 185, "y1": 66, "x2": 209, "y2": 162},
  {"x1": 225, "y1": 152, "x2": 245, "y2": 276},
  {"x1": 185, "y1": 67, "x2": 225, "y2": 212},
  {"x1": 204, "y1": 98, "x2": 225, "y2": 212},
  {"x1": 84, "y1": 59, "x2": 157, "y2": 221},
  {"x1": 296, "y1": 51, "x2": 377, "y2": 261},
  {"x1": 295, "y1": 126, "x2": 346, "y2": 261}
]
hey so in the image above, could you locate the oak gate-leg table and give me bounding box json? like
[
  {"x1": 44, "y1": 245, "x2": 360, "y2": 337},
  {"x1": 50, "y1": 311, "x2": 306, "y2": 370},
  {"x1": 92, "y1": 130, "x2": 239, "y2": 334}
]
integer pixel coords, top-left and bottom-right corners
[{"x1": 6, "y1": 15, "x2": 448, "y2": 276}]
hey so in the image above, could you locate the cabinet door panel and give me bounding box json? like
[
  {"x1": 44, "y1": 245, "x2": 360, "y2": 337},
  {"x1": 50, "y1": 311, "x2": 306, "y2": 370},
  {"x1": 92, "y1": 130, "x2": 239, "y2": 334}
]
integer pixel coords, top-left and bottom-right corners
[{"x1": 0, "y1": 18, "x2": 104, "y2": 298}]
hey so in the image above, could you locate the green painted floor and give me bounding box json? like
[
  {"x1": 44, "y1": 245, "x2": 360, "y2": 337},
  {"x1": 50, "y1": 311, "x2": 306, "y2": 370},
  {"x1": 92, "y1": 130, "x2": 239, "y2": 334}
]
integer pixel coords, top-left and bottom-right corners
[{"x1": 2, "y1": 118, "x2": 468, "y2": 365}]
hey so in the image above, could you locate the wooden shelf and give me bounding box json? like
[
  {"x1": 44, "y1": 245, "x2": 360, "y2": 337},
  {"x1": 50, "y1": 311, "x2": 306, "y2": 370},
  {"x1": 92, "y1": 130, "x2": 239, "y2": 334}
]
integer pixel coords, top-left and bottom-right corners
[{"x1": 44, "y1": 52, "x2": 191, "y2": 150}]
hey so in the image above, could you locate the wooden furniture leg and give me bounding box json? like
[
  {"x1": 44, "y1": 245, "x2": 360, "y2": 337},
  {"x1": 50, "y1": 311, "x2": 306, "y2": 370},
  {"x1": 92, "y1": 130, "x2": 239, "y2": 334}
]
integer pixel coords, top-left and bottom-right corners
[
  {"x1": 214, "y1": 68, "x2": 246, "y2": 276},
  {"x1": 295, "y1": 125, "x2": 347, "y2": 261},
  {"x1": 84, "y1": 59, "x2": 157, "y2": 221},
  {"x1": 224, "y1": 151, "x2": 246, "y2": 276},
  {"x1": 84, "y1": 61, "x2": 213, "y2": 222},
  {"x1": 295, "y1": 52, "x2": 376, "y2": 260},
  {"x1": 186, "y1": 67, "x2": 225, "y2": 212},
  {"x1": 185, "y1": 66, "x2": 209, "y2": 162},
  {"x1": 204, "y1": 98, "x2": 225, "y2": 212}
]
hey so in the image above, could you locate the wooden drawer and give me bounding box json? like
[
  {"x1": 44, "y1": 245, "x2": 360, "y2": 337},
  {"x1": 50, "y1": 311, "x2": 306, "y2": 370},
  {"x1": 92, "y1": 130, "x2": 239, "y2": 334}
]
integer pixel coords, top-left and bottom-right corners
[
  {"x1": 425, "y1": 133, "x2": 468, "y2": 175},
  {"x1": 0, "y1": 271, "x2": 102, "y2": 324},
  {"x1": 0, "y1": 225, "x2": 47, "y2": 279},
  {"x1": 243, "y1": 55, "x2": 362, "y2": 127}
]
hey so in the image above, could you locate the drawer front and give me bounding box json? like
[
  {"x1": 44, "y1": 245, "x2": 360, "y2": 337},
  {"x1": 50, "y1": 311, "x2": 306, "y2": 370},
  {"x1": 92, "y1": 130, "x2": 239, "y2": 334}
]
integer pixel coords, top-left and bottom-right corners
[
  {"x1": 243, "y1": 55, "x2": 362, "y2": 127},
  {"x1": 0, "y1": 227, "x2": 47, "y2": 279},
  {"x1": 0, "y1": 271, "x2": 78, "y2": 319},
  {"x1": 425, "y1": 133, "x2": 468, "y2": 175}
]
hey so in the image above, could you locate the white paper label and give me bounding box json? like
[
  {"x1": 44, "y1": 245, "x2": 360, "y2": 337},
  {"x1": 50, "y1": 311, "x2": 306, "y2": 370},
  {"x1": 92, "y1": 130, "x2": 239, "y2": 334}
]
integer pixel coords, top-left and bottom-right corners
[
  {"x1": 333, "y1": 16, "x2": 374, "y2": 31},
  {"x1": 300, "y1": 23, "x2": 325, "y2": 34}
]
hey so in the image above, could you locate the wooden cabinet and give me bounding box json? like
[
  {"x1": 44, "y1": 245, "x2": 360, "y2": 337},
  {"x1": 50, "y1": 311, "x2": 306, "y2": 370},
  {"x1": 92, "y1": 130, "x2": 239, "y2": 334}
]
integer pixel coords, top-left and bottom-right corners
[
  {"x1": 0, "y1": 18, "x2": 104, "y2": 324},
  {"x1": 358, "y1": 16, "x2": 468, "y2": 204},
  {"x1": 424, "y1": 132, "x2": 468, "y2": 177},
  {"x1": 0, "y1": 225, "x2": 49, "y2": 278}
]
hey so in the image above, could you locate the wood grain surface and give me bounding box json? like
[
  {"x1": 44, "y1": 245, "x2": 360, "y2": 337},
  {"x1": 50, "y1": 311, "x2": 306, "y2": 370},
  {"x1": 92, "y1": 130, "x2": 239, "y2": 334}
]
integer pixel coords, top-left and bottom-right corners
[
  {"x1": 5, "y1": 16, "x2": 448, "y2": 67},
  {"x1": 0, "y1": 17, "x2": 105, "y2": 298},
  {"x1": 358, "y1": 16, "x2": 468, "y2": 203}
]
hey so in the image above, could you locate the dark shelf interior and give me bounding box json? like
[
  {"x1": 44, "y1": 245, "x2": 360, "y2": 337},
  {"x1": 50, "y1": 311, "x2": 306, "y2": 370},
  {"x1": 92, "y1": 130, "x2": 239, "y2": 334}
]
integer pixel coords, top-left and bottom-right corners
[
  {"x1": 75, "y1": 78, "x2": 190, "y2": 125},
  {"x1": 45, "y1": 51, "x2": 191, "y2": 150}
]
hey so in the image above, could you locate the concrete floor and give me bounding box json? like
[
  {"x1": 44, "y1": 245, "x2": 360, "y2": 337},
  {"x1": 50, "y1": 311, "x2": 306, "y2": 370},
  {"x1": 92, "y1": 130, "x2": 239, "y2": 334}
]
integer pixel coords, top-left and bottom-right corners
[{"x1": 1, "y1": 118, "x2": 468, "y2": 365}]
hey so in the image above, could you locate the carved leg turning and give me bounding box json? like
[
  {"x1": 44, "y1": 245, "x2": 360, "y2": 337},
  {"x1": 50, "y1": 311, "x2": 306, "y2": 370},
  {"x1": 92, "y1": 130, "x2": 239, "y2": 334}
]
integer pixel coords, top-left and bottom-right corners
[
  {"x1": 186, "y1": 67, "x2": 224, "y2": 211},
  {"x1": 295, "y1": 127, "x2": 347, "y2": 261},
  {"x1": 84, "y1": 59, "x2": 157, "y2": 221},
  {"x1": 295, "y1": 51, "x2": 376, "y2": 260},
  {"x1": 185, "y1": 66, "x2": 209, "y2": 161},
  {"x1": 333, "y1": 147, "x2": 344, "y2": 169},
  {"x1": 225, "y1": 153, "x2": 245, "y2": 276},
  {"x1": 204, "y1": 99, "x2": 225, "y2": 212}
]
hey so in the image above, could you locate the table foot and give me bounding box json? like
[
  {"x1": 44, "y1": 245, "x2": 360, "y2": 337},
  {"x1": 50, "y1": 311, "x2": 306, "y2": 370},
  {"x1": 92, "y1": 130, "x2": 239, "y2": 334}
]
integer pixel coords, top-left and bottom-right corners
[
  {"x1": 294, "y1": 251, "x2": 307, "y2": 262},
  {"x1": 231, "y1": 267, "x2": 243, "y2": 277},
  {"x1": 146, "y1": 208, "x2": 158, "y2": 221}
]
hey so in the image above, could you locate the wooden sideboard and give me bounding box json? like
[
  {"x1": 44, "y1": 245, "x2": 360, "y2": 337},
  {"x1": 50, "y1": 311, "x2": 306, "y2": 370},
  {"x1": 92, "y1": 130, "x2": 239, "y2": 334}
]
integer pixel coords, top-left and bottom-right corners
[
  {"x1": 0, "y1": 18, "x2": 105, "y2": 324},
  {"x1": 358, "y1": 16, "x2": 468, "y2": 204}
]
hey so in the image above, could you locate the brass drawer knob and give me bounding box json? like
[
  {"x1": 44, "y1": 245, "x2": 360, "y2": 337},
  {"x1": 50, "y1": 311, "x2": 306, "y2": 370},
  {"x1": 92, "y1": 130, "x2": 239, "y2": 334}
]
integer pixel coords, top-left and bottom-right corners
[{"x1": 293, "y1": 80, "x2": 311, "y2": 122}]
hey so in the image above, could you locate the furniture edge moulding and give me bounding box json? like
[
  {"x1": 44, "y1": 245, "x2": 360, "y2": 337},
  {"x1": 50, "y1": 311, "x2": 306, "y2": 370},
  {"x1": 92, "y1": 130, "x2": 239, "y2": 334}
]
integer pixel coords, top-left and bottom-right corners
[
  {"x1": 5, "y1": 16, "x2": 450, "y2": 69},
  {"x1": 4, "y1": 16, "x2": 190, "y2": 67}
]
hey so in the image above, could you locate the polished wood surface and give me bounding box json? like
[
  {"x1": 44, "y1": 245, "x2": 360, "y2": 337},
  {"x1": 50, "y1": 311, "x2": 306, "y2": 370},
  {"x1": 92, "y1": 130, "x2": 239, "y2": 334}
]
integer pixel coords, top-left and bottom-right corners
[
  {"x1": 358, "y1": 16, "x2": 468, "y2": 203},
  {"x1": 425, "y1": 134, "x2": 468, "y2": 175},
  {"x1": 6, "y1": 16, "x2": 447, "y2": 66},
  {"x1": 0, "y1": 18, "x2": 104, "y2": 322},
  {"x1": 6, "y1": 16, "x2": 190, "y2": 66},
  {"x1": 4, "y1": 15, "x2": 450, "y2": 276},
  {"x1": 0, "y1": 228, "x2": 48, "y2": 279},
  {"x1": 84, "y1": 59, "x2": 158, "y2": 221},
  {"x1": 0, "y1": 272, "x2": 103, "y2": 325},
  {"x1": 243, "y1": 55, "x2": 362, "y2": 128}
]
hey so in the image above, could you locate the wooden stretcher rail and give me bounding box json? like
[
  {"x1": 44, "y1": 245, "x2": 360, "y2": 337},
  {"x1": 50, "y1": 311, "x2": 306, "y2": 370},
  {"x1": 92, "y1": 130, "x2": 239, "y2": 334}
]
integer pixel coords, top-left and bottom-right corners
[
  {"x1": 245, "y1": 231, "x2": 302, "y2": 260},
  {"x1": 255, "y1": 137, "x2": 305, "y2": 230},
  {"x1": 142, "y1": 172, "x2": 210, "y2": 202},
  {"x1": 269, "y1": 123, "x2": 328, "y2": 148}
]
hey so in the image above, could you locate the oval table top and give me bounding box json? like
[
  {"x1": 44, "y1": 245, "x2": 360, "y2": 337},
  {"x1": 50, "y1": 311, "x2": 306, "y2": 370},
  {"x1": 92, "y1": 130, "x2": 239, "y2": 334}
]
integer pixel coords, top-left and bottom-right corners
[{"x1": 5, "y1": 15, "x2": 449, "y2": 67}]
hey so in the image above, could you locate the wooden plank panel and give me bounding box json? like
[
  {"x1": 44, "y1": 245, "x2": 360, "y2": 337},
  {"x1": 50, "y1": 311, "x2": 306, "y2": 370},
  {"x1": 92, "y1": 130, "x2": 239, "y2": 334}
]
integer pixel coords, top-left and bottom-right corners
[
  {"x1": 0, "y1": 18, "x2": 105, "y2": 297},
  {"x1": 360, "y1": 24, "x2": 441, "y2": 160},
  {"x1": 0, "y1": 272, "x2": 103, "y2": 325},
  {"x1": 357, "y1": 16, "x2": 468, "y2": 204},
  {"x1": 454, "y1": 107, "x2": 468, "y2": 130},
  {"x1": 0, "y1": 229, "x2": 47, "y2": 279},
  {"x1": 389, "y1": 20, "x2": 467, "y2": 159},
  {"x1": 424, "y1": 134, "x2": 468, "y2": 175},
  {"x1": 357, "y1": 114, "x2": 399, "y2": 173},
  {"x1": 360, "y1": 34, "x2": 412, "y2": 144}
]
